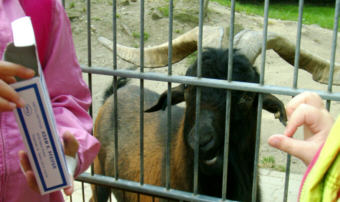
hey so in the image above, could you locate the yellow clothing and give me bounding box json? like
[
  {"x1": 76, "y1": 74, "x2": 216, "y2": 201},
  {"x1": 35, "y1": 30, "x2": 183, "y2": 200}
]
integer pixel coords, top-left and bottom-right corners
[{"x1": 299, "y1": 117, "x2": 340, "y2": 202}]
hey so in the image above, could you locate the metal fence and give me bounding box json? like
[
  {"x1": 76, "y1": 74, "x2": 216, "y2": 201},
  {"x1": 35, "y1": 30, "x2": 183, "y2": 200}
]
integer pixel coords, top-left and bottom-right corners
[{"x1": 64, "y1": 0, "x2": 340, "y2": 201}]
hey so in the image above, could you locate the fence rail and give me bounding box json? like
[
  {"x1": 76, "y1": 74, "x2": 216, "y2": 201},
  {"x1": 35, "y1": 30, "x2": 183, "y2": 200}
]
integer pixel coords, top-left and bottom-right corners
[{"x1": 63, "y1": 0, "x2": 340, "y2": 201}]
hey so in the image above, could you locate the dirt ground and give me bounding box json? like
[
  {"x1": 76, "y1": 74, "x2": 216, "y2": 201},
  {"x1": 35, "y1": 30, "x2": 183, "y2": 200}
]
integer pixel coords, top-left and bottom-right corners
[{"x1": 65, "y1": 0, "x2": 340, "y2": 175}]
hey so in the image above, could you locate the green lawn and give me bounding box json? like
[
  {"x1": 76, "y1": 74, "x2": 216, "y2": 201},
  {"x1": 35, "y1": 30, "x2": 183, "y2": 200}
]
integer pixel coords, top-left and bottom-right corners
[{"x1": 211, "y1": 1, "x2": 337, "y2": 29}]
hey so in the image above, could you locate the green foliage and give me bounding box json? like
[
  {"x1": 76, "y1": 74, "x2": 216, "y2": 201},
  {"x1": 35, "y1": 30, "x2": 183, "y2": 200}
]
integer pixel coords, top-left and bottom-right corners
[
  {"x1": 211, "y1": 0, "x2": 335, "y2": 29},
  {"x1": 107, "y1": 0, "x2": 113, "y2": 6},
  {"x1": 174, "y1": 12, "x2": 199, "y2": 24},
  {"x1": 237, "y1": 0, "x2": 334, "y2": 5},
  {"x1": 186, "y1": 51, "x2": 198, "y2": 66},
  {"x1": 260, "y1": 155, "x2": 286, "y2": 172},
  {"x1": 158, "y1": 6, "x2": 169, "y2": 17},
  {"x1": 261, "y1": 156, "x2": 276, "y2": 168},
  {"x1": 69, "y1": 2, "x2": 76, "y2": 9},
  {"x1": 93, "y1": 17, "x2": 102, "y2": 21},
  {"x1": 132, "y1": 32, "x2": 150, "y2": 41},
  {"x1": 276, "y1": 165, "x2": 286, "y2": 172}
]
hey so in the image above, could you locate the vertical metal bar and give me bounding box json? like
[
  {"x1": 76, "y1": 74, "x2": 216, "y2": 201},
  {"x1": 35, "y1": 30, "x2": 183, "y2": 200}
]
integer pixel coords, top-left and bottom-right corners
[
  {"x1": 112, "y1": 0, "x2": 119, "y2": 180},
  {"x1": 252, "y1": 0, "x2": 269, "y2": 201},
  {"x1": 109, "y1": 189, "x2": 112, "y2": 202},
  {"x1": 258, "y1": 0, "x2": 269, "y2": 86},
  {"x1": 253, "y1": 95, "x2": 264, "y2": 202},
  {"x1": 222, "y1": 0, "x2": 235, "y2": 199},
  {"x1": 193, "y1": 88, "x2": 201, "y2": 195},
  {"x1": 81, "y1": 182, "x2": 85, "y2": 202},
  {"x1": 139, "y1": 0, "x2": 145, "y2": 186},
  {"x1": 86, "y1": 0, "x2": 95, "y2": 176},
  {"x1": 326, "y1": 0, "x2": 340, "y2": 110},
  {"x1": 193, "y1": 0, "x2": 205, "y2": 195},
  {"x1": 283, "y1": 1, "x2": 304, "y2": 201},
  {"x1": 292, "y1": 0, "x2": 304, "y2": 89},
  {"x1": 227, "y1": 0, "x2": 235, "y2": 81},
  {"x1": 87, "y1": 0, "x2": 92, "y2": 116},
  {"x1": 165, "y1": 0, "x2": 174, "y2": 190}
]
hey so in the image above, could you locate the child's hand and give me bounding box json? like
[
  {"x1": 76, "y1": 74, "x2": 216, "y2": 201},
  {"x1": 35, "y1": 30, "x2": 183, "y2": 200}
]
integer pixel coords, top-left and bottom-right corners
[
  {"x1": 0, "y1": 61, "x2": 35, "y2": 112},
  {"x1": 268, "y1": 92, "x2": 334, "y2": 166},
  {"x1": 18, "y1": 131, "x2": 79, "y2": 195},
  {"x1": 62, "y1": 131, "x2": 79, "y2": 196}
]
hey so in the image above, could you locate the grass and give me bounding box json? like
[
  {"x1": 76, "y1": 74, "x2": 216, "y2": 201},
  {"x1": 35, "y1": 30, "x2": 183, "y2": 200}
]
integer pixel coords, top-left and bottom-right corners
[
  {"x1": 132, "y1": 32, "x2": 150, "y2": 41},
  {"x1": 186, "y1": 51, "x2": 198, "y2": 66},
  {"x1": 158, "y1": 6, "x2": 169, "y2": 17},
  {"x1": 210, "y1": 0, "x2": 336, "y2": 30},
  {"x1": 260, "y1": 156, "x2": 276, "y2": 168},
  {"x1": 260, "y1": 155, "x2": 286, "y2": 172}
]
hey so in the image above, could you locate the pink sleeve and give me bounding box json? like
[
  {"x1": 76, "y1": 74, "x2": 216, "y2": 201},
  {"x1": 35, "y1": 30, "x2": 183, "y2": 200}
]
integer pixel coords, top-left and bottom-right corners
[{"x1": 41, "y1": 1, "x2": 100, "y2": 176}]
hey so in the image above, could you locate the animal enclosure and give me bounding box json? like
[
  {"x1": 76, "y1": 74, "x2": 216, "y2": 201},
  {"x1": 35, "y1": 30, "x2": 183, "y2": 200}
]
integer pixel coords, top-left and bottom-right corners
[{"x1": 63, "y1": 0, "x2": 340, "y2": 201}]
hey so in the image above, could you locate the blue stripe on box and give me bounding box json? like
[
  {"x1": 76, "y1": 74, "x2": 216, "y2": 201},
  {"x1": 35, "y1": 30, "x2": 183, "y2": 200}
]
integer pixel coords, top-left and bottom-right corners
[{"x1": 16, "y1": 83, "x2": 67, "y2": 192}]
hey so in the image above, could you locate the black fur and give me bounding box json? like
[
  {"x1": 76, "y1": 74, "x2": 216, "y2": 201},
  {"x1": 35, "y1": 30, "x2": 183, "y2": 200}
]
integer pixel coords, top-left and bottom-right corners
[
  {"x1": 145, "y1": 48, "x2": 286, "y2": 201},
  {"x1": 93, "y1": 48, "x2": 286, "y2": 202},
  {"x1": 103, "y1": 77, "x2": 129, "y2": 102},
  {"x1": 184, "y1": 48, "x2": 261, "y2": 201}
]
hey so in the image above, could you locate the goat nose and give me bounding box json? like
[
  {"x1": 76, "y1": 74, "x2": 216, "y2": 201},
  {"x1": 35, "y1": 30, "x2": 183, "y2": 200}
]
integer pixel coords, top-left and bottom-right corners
[
  {"x1": 187, "y1": 126, "x2": 215, "y2": 151},
  {"x1": 198, "y1": 127, "x2": 215, "y2": 150},
  {"x1": 199, "y1": 128, "x2": 213, "y2": 145}
]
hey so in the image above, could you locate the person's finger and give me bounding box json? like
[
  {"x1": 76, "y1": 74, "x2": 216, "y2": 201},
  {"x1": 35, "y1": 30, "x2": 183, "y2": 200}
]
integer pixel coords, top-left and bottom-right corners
[
  {"x1": 63, "y1": 131, "x2": 79, "y2": 157},
  {"x1": 1, "y1": 76, "x2": 16, "y2": 84},
  {"x1": 63, "y1": 176, "x2": 74, "y2": 196},
  {"x1": 284, "y1": 104, "x2": 324, "y2": 138},
  {"x1": 268, "y1": 134, "x2": 318, "y2": 165},
  {"x1": 18, "y1": 150, "x2": 40, "y2": 193},
  {"x1": 25, "y1": 170, "x2": 40, "y2": 193},
  {"x1": 0, "y1": 80, "x2": 25, "y2": 108},
  {"x1": 0, "y1": 97, "x2": 17, "y2": 112},
  {"x1": 286, "y1": 92, "x2": 324, "y2": 119},
  {"x1": 0, "y1": 61, "x2": 35, "y2": 79},
  {"x1": 18, "y1": 150, "x2": 32, "y2": 172}
]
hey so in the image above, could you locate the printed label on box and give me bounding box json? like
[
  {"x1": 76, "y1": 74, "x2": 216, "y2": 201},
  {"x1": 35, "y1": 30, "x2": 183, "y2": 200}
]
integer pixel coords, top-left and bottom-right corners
[
  {"x1": 2, "y1": 16, "x2": 71, "y2": 194},
  {"x1": 15, "y1": 80, "x2": 68, "y2": 191}
]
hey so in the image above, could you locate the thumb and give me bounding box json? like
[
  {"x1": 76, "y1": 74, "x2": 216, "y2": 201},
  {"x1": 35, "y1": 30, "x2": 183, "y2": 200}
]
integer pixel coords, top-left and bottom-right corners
[
  {"x1": 268, "y1": 134, "x2": 317, "y2": 166},
  {"x1": 63, "y1": 175, "x2": 74, "y2": 196}
]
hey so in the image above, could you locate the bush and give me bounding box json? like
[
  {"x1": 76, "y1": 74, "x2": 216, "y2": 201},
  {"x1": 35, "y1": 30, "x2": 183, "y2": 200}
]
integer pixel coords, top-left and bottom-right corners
[{"x1": 237, "y1": 0, "x2": 335, "y2": 6}]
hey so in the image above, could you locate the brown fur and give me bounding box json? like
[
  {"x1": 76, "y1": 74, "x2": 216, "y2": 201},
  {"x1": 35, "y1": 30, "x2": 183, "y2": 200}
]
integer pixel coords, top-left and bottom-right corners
[{"x1": 91, "y1": 85, "x2": 190, "y2": 202}]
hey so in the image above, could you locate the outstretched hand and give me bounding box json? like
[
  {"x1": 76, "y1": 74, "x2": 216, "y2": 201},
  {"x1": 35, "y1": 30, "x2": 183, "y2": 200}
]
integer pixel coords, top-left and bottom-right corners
[
  {"x1": 19, "y1": 131, "x2": 79, "y2": 196},
  {"x1": 268, "y1": 92, "x2": 334, "y2": 166},
  {"x1": 0, "y1": 61, "x2": 35, "y2": 112}
]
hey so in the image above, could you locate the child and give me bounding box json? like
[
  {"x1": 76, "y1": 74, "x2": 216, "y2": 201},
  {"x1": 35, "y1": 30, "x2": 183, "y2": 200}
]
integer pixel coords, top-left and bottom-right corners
[
  {"x1": 0, "y1": 0, "x2": 100, "y2": 201},
  {"x1": 269, "y1": 92, "x2": 340, "y2": 201}
]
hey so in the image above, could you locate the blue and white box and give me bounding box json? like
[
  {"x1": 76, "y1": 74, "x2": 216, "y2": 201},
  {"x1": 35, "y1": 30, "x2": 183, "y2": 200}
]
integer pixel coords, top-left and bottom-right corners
[{"x1": 3, "y1": 17, "x2": 71, "y2": 194}]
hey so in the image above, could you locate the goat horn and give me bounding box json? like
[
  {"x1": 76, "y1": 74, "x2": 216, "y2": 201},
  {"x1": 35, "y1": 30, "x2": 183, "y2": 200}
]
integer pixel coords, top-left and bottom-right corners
[
  {"x1": 98, "y1": 26, "x2": 226, "y2": 68},
  {"x1": 234, "y1": 29, "x2": 340, "y2": 85}
]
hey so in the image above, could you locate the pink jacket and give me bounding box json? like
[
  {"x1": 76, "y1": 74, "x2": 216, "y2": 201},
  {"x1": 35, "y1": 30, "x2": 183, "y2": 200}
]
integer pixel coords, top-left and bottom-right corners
[{"x1": 0, "y1": 1, "x2": 100, "y2": 202}]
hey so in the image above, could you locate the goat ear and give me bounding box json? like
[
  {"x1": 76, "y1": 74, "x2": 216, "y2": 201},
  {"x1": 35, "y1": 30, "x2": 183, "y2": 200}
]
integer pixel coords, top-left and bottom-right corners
[
  {"x1": 145, "y1": 84, "x2": 185, "y2": 112},
  {"x1": 262, "y1": 93, "x2": 287, "y2": 126}
]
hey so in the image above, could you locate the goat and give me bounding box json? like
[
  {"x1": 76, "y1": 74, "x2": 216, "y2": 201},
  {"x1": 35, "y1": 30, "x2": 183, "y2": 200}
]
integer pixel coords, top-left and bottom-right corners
[{"x1": 91, "y1": 48, "x2": 287, "y2": 202}]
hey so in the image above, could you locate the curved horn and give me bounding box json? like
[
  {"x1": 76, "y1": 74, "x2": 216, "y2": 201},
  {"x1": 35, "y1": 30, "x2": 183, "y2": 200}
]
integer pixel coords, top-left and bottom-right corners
[
  {"x1": 234, "y1": 29, "x2": 340, "y2": 85},
  {"x1": 98, "y1": 26, "x2": 226, "y2": 68}
]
